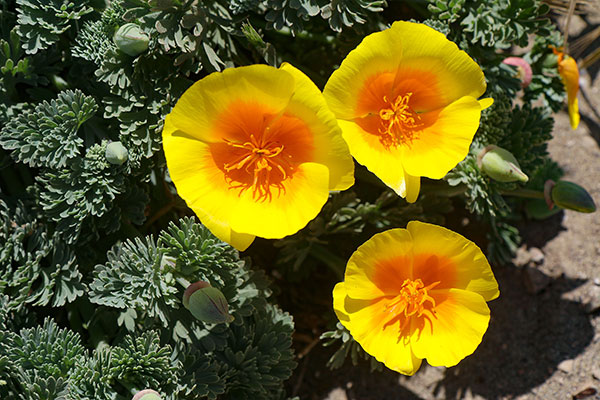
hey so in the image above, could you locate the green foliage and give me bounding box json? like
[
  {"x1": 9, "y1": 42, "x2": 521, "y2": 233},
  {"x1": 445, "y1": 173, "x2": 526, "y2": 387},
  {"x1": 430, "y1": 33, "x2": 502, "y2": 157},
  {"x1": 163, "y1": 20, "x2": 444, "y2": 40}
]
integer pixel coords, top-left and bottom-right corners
[
  {"x1": 0, "y1": 89, "x2": 97, "y2": 169},
  {"x1": 15, "y1": 0, "x2": 93, "y2": 55},
  {"x1": 0, "y1": 0, "x2": 577, "y2": 396},
  {"x1": 429, "y1": 0, "x2": 551, "y2": 48}
]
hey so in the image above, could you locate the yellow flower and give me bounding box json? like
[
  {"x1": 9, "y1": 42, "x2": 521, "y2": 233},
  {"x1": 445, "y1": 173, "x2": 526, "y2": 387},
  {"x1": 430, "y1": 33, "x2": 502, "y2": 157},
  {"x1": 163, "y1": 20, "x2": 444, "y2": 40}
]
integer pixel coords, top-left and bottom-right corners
[
  {"x1": 162, "y1": 63, "x2": 354, "y2": 250},
  {"x1": 552, "y1": 47, "x2": 580, "y2": 130},
  {"x1": 323, "y1": 21, "x2": 492, "y2": 203},
  {"x1": 333, "y1": 221, "x2": 499, "y2": 375}
]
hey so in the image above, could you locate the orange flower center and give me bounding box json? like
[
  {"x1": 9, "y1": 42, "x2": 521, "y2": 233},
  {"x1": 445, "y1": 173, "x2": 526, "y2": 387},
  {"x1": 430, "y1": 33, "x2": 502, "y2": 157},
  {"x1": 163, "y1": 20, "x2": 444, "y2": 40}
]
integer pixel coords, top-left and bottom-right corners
[
  {"x1": 210, "y1": 101, "x2": 314, "y2": 203},
  {"x1": 378, "y1": 93, "x2": 422, "y2": 148},
  {"x1": 383, "y1": 278, "x2": 439, "y2": 331},
  {"x1": 221, "y1": 132, "x2": 294, "y2": 202}
]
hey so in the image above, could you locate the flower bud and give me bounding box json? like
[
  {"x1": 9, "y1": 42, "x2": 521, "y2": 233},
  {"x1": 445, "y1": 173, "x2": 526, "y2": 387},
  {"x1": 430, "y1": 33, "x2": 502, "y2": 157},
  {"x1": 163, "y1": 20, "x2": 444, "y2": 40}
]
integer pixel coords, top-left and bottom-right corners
[
  {"x1": 525, "y1": 199, "x2": 561, "y2": 220},
  {"x1": 551, "y1": 180, "x2": 596, "y2": 213},
  {"x1": 132, "y1": 389, "x2": 161, "y2": 400},
  {"x1": 105, "y1": 141, "x2": 128, "y2": 165},
  {"x1": 478, "y1": 145, "x2": 528, "y2": 183},
  {"x1": 502, "y1": 57, "x2": 532, "y2": 88},
  {"x1": 183, "y1": 281, "x2": 234, "y2": 324},
  {"x1": 114, "y1": 23, "x2": 150, "y2": 57}
]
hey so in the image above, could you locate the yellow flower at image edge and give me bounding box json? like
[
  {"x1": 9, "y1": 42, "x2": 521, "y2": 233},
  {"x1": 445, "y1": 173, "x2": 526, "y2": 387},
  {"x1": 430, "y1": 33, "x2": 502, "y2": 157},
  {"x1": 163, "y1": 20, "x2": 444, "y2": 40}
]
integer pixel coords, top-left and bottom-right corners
[
  {"x1": 333, "y1": 221, "x2": 499, "y2": 375},
  {"x1": 552, "y1": 46, "x2": 580, "y2": 130},
  {"x1": 323, "y1": 21, "x2": 493, "y2": 202},
  {"x1": 163, "y1": 64, "x2": 354, "y2": 251}
]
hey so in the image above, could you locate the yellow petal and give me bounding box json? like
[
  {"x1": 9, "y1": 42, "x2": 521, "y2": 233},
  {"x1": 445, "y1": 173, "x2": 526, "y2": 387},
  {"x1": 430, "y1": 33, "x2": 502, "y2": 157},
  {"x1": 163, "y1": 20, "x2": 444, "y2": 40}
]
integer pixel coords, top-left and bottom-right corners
[
  {"x1": 558, "y1": 56, "x2": 580, "y2": 130},
  {"x1": 479, "y1": 97, "x2": 494, "y2": 110},
  {"x1": 334, "y1": 282, "x2": 423, "y2": 375},
  {"x1": 323, "y1": 28, "x2": 403, "y2": 120},
  {"x1": 401, "y1": 96, "x2": 482, "y2": 179},
  {"x1": 388, "y1": 21, "x2": 487, "y2": 111},
  {"x1": 337, "y1": 119, "x2": 412, "y2": 194},
  {"x1": 407, "y1": 221, "x2": 499, "y2": 301},
  {"x1": 228, "y1": 162, "x2": 330, "y2": 239},
  {"x1": 333, "y1": 282, "x2": 352, "y2": 325},
  {"x1": 344, "y1": 228, "x2": 414, "y2": 300},
  {"x1": 410, "y1": 288, "x2": 490, "y2": 368},
  {"x1": 279, "y1": 63, "x2": 355, "y2": 191},
  {"x1": 192, "y1": 207, "x2": 255, "y2": 251},
  {"x1": 165, "y1": 65, "x2": 295, "y2": 143}
]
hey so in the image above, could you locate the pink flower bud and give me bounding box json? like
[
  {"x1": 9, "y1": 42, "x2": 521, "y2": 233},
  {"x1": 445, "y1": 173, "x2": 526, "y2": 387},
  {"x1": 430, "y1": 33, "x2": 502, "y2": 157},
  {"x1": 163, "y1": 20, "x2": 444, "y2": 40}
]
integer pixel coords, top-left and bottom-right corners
[{"x1": 503, "y1": 57, "x2": 533, "y2": 88}]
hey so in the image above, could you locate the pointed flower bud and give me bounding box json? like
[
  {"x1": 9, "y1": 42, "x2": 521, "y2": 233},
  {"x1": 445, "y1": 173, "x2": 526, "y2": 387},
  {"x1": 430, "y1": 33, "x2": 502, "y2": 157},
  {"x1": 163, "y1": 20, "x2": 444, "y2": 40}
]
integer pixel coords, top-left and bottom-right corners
[
  {"x1": 132, "y1": 389, "x2": 161, "y2": 400},
  {"x1": 105, "y1": 141, "x2": 128, "y2": 165},
  {"x1": 183, "y1": 281, "x2": 234, "y2": 324},
  {"x1": 502, "y1": 57, "x2": 532, "y2": 88},
  {"x1": 551, "y1": 180, "x2": 596, "y2": 213},
  {"x1": 477, "y1": 145, "x2": 529, "y2": 183},
  {"x1": 114, "y1": 23, "x2": 150, "y2": 57}
]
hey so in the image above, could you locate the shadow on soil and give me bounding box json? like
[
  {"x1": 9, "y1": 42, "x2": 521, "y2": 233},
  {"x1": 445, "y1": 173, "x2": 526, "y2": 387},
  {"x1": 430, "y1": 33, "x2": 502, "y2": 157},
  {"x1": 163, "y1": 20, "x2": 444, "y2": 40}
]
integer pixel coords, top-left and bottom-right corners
[{"x1": 433, "y1": 265, "x2": 593, "y2": 399}]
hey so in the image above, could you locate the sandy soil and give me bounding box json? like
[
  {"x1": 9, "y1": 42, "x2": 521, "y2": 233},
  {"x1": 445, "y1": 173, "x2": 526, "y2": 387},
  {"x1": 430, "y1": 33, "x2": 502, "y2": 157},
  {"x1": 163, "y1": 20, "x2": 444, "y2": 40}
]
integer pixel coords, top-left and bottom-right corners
[{"x1": 289, "y1": 15, "x2": 600, "y2": 400}]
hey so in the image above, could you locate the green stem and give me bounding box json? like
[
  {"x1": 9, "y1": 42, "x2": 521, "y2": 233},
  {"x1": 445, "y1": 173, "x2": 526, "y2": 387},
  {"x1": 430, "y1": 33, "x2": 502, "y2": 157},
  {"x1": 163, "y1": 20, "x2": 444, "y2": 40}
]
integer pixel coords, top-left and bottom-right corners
[
  {"x1": 419, "y1": 183, "x2": 468, "y2": 197},
  {"x1": 500, "y1": 188, "x2": 545, "y2": 199}
]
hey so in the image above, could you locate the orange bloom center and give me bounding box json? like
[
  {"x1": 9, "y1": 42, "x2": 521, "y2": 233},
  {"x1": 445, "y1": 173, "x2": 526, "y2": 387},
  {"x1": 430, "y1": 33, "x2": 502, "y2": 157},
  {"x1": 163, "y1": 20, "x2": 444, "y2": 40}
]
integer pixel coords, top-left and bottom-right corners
[
  {"x1": 222, "y1": 133, "x2": 293, "y2": 202},
  {"x1": 383, "y1": 278, "x2": 439, "y2": 332},
  {"x1": 378, "y1": 93, "x2": 422, "y2": 148},
  {"x1": 210, "y1": 101, "x2": 314, "y2": 203}
]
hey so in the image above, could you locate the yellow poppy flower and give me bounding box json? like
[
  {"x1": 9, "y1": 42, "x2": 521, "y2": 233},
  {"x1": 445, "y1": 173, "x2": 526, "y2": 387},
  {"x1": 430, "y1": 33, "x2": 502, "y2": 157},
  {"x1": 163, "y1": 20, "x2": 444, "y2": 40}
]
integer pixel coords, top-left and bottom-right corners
[
  {"x1": 552, "y1": 47, "x2": 580, "y2": 130},
  {"x1": 162, "y1": 63, "x2": 354, "y2": 250},
  {"x1": 323, "y1": 21, "x2": 492, "y2": 203},
  {"x1": 333, "y1": 221, "x2": 499, "y2": 375}
]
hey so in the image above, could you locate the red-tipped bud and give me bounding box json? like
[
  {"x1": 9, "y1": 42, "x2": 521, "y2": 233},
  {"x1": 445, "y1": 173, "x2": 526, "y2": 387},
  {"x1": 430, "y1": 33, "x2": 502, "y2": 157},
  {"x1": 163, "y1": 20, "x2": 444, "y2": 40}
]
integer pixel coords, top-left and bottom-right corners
[
  {"x1": 478, "y1": 145, "x2": 528, "y2": 183},
  {"x1": 551, "y1": 180, "x2": 596, "y2": 213},
  {"x1": 503, "y1": 57, "x2": 533, "y2": 88}
]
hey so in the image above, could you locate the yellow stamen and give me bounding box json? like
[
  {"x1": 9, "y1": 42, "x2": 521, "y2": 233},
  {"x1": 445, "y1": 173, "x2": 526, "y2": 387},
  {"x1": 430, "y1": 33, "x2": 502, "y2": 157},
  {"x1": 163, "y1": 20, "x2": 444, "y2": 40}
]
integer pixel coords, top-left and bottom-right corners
[
  {"x1": 378, "y1": 93, "x2": 422, "y2": 148},
  {"x1": 384, "y1": 278, "x2": 439, "y2": 331},
  {"x1": 223, "y1": 134, "x2": 291, "y2": 202}
]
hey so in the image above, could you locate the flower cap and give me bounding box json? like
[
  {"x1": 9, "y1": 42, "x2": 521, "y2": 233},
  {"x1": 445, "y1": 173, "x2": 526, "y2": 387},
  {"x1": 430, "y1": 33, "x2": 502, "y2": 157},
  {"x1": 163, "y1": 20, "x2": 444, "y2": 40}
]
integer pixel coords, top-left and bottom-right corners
[
  {"x1": 163, "y1": 64, "x2": 354, "y2": 250},
  {"x1": 324, "y1": 21, "x2": 492, "y2": 202},
  {"x1": 333, "y1": 221, "x2": 499, "y2": 375}
]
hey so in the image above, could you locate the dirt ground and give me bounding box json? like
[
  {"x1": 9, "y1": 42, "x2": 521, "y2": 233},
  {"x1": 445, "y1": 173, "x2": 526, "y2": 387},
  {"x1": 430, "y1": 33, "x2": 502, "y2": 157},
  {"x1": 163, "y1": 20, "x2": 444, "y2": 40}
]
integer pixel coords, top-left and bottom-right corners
[{"x1": 288, "y1": 14, "x2": 600, "y2": 400}]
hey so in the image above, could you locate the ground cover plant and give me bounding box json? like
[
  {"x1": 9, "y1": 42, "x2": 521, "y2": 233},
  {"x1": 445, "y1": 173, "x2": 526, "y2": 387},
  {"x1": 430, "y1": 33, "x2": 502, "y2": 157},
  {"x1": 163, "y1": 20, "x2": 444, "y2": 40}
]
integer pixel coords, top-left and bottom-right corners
[{"x1": 0, "y1": 0, "x2": 597, "y2": 399}]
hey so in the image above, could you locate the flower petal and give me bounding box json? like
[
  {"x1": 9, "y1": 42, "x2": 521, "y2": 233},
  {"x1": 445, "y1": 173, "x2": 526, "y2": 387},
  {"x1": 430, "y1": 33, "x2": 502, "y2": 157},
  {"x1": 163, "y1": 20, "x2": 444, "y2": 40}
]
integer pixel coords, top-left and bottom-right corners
[
  {"x1": 279, "y1": 63, "x2": 355, "y2": 191},
  {"x1": 192, "y1": 207, "x2": 255, "y2": 251},
  {"x1": 323, "y1": 29, "x2": 403, "y2": 120},
  {"x1": 558, "y1": 56, "x2": 580, "y2": 130},
  {"x1": 228, "y1": 162, "x2": 330, "y2": 239},
  {"x1": 407, "y1": 221, "x2": 499, "y2": 301},
  {"x1": 410, "y1": 288, "x2": 490, "y2": 368},
  {"x1": 401, "y1": 96, "x2": 483, "y2": 179},
  {"x1": 333, "y1": 282, "x2": 422, "y2": 375},
  {"x1": 389, "y1": 21, "x2": 487, "y2": 110},
  {"x1": 165, "y1": 65, "x2": 295, "y2": 143},
  {"x1": 344, "y1": 228, "x2": 414, "y2": 300}
]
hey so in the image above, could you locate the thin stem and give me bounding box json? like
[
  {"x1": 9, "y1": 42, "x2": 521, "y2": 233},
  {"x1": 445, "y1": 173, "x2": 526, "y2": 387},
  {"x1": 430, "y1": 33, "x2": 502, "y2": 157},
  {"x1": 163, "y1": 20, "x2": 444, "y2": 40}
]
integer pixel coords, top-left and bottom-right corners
[
  {"x1": 563, "y1": 0, "x2": 577, "y2": 52},
  {"x1": 500, "y1": 188, "x2": 545, "y2": 199}
]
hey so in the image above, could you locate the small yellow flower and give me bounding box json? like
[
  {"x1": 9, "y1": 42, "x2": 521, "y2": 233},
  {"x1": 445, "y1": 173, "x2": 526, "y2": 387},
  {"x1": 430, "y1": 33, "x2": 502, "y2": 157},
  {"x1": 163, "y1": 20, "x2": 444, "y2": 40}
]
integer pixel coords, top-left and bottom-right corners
[
  {"x1": 162, "y1": 64, "x2": 354, "y2": 250},
  {"x1": 323, "y1": 21, "x2": 492, "y2": 202},
  {"x1": 552, "y1": 47, "x2": 580, "y2": 130},
  {"x1": 333, "y1": 221, "x2": 499, "y2": 375}
]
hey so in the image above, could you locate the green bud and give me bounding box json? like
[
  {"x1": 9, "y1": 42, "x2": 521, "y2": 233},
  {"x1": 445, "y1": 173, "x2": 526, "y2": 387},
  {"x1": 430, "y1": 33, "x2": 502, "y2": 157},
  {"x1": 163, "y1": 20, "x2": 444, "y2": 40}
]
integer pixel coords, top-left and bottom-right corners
[
  {"x1": 241, "y1": 22, "x2": 266, "y2": 49},
  {"x1": 51, "y1": 75, "x2": 69, "y2": 91},
  {"x1": 183, "y1": 281, "x2": 234, "y2": 324},
  {"x1": 542, "y1": 53, "x2": 558, "y2": 69},
  {"x1": 114, "y1": 23, "x2": 149, "y2": 57},
  {"x1": 478, "y1": 145, "x2": 528, "y2": 183},
  {"x1": 551, "y1": 181, "x2": 596, "y2": 213},
  {"x1": 105, "y1": 141, "x2": 128, "y2": 165},
  {"x1": 132, "y1": 389, "x2": 161, "y2": 400}
]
